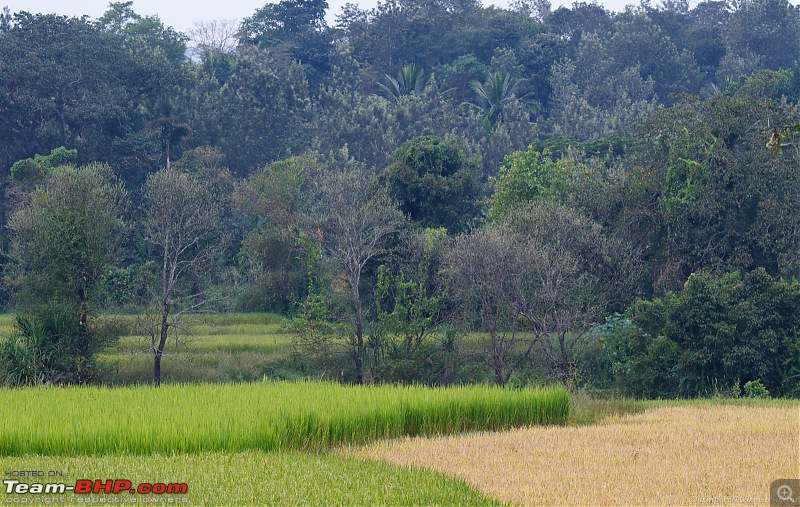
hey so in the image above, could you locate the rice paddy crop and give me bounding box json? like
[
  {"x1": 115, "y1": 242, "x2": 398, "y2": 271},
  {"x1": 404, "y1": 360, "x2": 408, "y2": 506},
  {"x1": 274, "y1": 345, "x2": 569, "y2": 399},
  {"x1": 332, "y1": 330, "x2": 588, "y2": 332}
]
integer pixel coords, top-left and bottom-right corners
[
  {"x1": 357, "y1": 402, "x2": 799, "y2": 506},
  {"x1": 0, "y1": 451, "x2": 500, "y2": 506},
  {"x1": 0, "y1": 381, "x2": 569, "y2": 456}
]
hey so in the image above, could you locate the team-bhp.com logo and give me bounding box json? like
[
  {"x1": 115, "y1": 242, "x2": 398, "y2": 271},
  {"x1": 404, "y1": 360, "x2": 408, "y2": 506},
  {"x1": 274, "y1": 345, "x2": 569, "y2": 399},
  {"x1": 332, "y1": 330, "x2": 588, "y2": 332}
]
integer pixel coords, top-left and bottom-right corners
[{"x1": 5, "y1": 479, "x2": 188, "y2": 495}]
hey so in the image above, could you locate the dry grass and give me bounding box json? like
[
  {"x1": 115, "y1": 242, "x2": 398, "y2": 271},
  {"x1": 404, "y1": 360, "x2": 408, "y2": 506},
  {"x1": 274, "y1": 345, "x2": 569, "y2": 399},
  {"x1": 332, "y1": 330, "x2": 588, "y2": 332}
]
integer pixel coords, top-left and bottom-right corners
[{"x1": 356, "y1": 403, "x2": 800, "y2": 506}]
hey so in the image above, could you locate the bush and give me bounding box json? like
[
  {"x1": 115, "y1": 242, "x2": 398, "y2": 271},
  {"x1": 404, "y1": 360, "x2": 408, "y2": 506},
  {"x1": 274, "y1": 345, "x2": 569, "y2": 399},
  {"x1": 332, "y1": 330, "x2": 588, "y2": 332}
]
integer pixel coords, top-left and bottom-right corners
[
  {"x1": 0, "y1": 306, "x2": 123, "y2": 386},
  {"x1": 617, "y1": 270, "x2": 800, "y2": 398},
  {"x1": 743, "y1": 379, "x2": 770, "y2": 399}
]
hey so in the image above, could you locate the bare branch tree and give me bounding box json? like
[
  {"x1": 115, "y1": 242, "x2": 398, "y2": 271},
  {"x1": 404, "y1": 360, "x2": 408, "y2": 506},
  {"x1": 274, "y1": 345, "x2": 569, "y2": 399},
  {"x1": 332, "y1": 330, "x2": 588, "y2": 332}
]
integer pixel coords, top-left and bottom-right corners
[
  {"x1": 141, "y1": 167, "x2": 227, "y2": 386},
  {"x1": 447, "y1": 202, "x2": 642, "y2": 386},
  {"x1": 311, "y1": 167, "x2": 405, "y2": 383},
  {"x1": 187, "y1": 19, "x2": 240, "y2": 61},
  {"x1": 446, "y1": 228, "x2": 538, "y2": 386},
  {"x1": 502, "y1": 202, "x2": 644, "y2": 384}
]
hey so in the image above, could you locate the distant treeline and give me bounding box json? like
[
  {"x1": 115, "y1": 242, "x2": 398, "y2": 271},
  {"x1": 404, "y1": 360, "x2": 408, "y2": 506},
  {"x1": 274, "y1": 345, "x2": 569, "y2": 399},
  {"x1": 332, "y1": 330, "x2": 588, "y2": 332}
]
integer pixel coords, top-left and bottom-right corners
[{"x1": 0, "y1": 0, "x2": 799, "y2": 397}]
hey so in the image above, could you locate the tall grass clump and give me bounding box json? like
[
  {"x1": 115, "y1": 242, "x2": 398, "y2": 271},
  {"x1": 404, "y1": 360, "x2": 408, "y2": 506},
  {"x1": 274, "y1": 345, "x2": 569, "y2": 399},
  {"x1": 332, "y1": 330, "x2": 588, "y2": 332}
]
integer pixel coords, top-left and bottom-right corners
[{"x1": 0, "y1": 381, "x2": 568, "y2": 455}]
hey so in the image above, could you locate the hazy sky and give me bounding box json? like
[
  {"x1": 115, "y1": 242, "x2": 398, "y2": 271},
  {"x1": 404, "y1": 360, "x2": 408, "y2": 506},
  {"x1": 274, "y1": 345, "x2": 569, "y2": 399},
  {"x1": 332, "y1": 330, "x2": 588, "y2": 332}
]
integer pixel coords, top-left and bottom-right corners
[
  {"x1": 6, "y1": 0, "x2": 642, "y2": 34},
  {"x1": 10, "y1": 0, "x2": 800, "y2": 35}
]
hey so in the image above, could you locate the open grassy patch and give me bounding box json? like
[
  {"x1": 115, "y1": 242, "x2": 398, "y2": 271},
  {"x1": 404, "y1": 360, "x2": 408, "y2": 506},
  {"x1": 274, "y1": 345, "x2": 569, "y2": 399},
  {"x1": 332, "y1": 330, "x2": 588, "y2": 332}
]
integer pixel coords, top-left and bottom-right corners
[
  {"x1": 93, "y1": 313, "x2": 297, "y2": 383},
  {"x1": 357, "y1": 402, "x2": 799, "y2": 506},
  {"x1": 0, "y1": 381, "x2": 569, "y2": 455},
  {"x1": 0, "y1": 451, "x2": 501, "y2": 506},
  {"x1": 0, "y1": 313, "x2": 14, "y2": 335},
  {"x1": 568, "y1": 393, "x2": 647, "y2": 425}
]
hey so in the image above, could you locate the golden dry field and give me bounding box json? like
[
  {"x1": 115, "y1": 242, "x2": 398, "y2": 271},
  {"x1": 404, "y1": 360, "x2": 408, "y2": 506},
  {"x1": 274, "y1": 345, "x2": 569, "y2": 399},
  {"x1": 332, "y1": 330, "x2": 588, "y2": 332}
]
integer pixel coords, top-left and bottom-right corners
[{"x1": 356, "y1": 403, "x2": 800, "y2": 506}]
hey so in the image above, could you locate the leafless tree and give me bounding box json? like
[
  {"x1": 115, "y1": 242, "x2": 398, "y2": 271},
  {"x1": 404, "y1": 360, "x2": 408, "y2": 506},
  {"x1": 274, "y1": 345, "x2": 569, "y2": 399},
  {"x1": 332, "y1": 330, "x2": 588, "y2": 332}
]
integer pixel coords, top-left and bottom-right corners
[
  {"x1": 502, "y1": 202, "x2": 643, "y2": 384},
  {"x1": 446, "y1": 228, "x2": 538, "y2": 386},
  {"x1": 141, "y1": 167, "x2": 227, "y2": 386},
  {"x1": 187, "y1": 19, "x2": 240, "y2": 61},
  {"x1": 311, "y1": 167, "x2": 405, "y2": 383},
  {"x1": 447, "y1": 202, "x2": 642, "y2": 386}
]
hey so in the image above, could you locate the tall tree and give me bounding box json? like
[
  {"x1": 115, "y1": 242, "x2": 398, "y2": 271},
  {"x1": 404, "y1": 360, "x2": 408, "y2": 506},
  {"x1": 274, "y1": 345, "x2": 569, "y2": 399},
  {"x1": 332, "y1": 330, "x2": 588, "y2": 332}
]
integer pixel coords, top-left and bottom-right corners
[
  {"x1": 311, "y1": 167, "x2": 405, "y2": 383},
  {"x1": 499, "y1": 202, "x2": 642, "y2": 383},
  {"x1": 200, "y1": 46, "x2": 312, "y2": 175},
  {"x1": 0, "y1": 11, "x2": 182, "y2": 186},
  {"x1": 446, "y1": 228, "x2": 533, "y2": 386},
  {"x1": 237, "y1": 154, "x2": 317, "y2": 311},
  {"x1": 7, "y1": 163, "x2": 127, "y2": 382},
  {"x1": 141, "y1": 167, "x2": 226, "y2": 386},
  {"x1": 241, "y1": 0, "x2": 332, "y2": 82},
  {"x1": 97, "y1": 1, "x2": 188, "y2": 64}
]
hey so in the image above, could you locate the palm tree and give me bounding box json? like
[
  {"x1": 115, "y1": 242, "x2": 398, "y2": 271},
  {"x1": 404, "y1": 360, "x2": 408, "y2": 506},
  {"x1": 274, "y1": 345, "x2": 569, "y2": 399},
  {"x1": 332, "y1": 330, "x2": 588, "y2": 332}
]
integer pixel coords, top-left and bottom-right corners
[
  {"x1": 378, "y1": 63, "x2": 428, "y2": 102},
  {"x1": 470, "y1": 71, "x2": 521, "y2": 122}
]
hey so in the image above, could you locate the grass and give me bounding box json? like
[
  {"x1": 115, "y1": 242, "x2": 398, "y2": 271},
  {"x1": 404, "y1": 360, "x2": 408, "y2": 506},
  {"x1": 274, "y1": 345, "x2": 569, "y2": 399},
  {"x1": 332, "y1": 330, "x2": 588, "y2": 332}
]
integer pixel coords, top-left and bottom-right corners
[
  {"x1": 0, "y1": 313, "x2": 14, "y2": 335},
  {"x1": 0, "y1": 451, "x2": 501, "y2": 506},
  {"x1": 93, "y1": 312, "x2": 298, "y2": 383},
  {"x1": 568, "y1": 393, "x2": 647, "y2": 425},
  {"x1": 357, "y1": 401, "x2": 800, "y2": 506},
  {"x1": 0, "y1": 381, "x2": 569, "y2": 455}
]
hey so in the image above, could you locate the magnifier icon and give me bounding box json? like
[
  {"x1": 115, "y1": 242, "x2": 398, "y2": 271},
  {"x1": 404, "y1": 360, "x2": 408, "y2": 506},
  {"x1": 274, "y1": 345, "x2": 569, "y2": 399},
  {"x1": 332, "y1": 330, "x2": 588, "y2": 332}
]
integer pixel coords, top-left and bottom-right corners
[{"x1": 778, "y1": 484, "x2": 796, "y2": 503}]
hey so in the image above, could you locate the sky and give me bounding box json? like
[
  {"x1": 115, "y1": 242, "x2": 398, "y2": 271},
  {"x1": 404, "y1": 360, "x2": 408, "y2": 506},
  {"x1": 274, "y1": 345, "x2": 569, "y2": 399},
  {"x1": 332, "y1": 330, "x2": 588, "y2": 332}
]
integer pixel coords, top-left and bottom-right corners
[
  {"x1": 9, "y1": 0, "x2": 799, "y2": 36},
  {"x1": 5, "y1": 0, "x2": 640, "y2": 34}
]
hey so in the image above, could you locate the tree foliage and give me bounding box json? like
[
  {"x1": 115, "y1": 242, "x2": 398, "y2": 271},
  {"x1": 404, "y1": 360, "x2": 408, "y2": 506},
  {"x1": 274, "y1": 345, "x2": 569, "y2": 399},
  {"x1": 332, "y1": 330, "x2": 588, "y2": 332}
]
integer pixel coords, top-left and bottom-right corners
[
  {"x1": 489, "y1": 147, "x2": 565, "y2": 219},
  {"x1": 5, "y1": 163, "x2": 127, "y2": 383},
  {"x1": 592, "y1": 270, "x2": 800, "y2": 398},
  {"x1": 383, "y1": 135, "x2": 481, "y2": 233}
]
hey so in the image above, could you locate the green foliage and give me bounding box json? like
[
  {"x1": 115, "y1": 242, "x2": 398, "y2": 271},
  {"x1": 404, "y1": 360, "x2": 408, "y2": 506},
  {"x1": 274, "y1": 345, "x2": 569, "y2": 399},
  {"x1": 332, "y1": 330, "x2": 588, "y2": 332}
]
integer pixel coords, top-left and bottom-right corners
[
  {"x1": 0, "y1": 250, "x2": 10, "y2": 311},
  {"x1": 0, "y1": 6, "x2": 10, "y2": 32},
  {"x1": 723, "y1": 0, "x2": 800, "y2": 73},
  {"x1": 614, "y1": 89, "x2": 800, "y2": 292},
  {"x1": 10, "y1": 164, "x2": 127, "y2": 310},
  {"x1": 0, "y1": 381, "x2": 570, "y2": 455},
  {"x1": 373, "y1": 229, "x2": 451, "y2": 383},
  {"x1": 384, "y1": 135, "x2": 481, "y2": 233},
  {"x1": 743, "y1": 379, "x2": 770, "y2": 399},
  {"x1": 489, "y1": 147, "x2": 566, "y2": 219},
  {"x1": 615, "y1": 270, "x2": 800, "y2": 398},
  {"x1": 237, "y1": 155, "x2": 317, "y2": 312},
  {"x1": 0, "y1": 305, "x2": 122, "y2": 386},
  {"x1": 10, "y1": 147, "x2": 77, "y2": 183},
  {"x1": 7, "y1": 164, "x2": 127, "y2": 382},
  {"x1": 470, "y1": 71, "x2": 522, "y2": 123},
  {"x1": 95, "y1": 263, "x2": 153, "y2": 310},
  {"x1": 199, "y1": 46, "x2": 312, "y2": 175},
  {"x1": 97, "y1": 1, "x2": 188, "y2": 64},
  {"x1": 0, "y1": 12, "x2": 180, "y2": 183},
  {"x1": 0, "y1": 322, "x2": 57, "y2": 387},
  {"x1": 435, "y1": 55, "x2": 487, "y2": 102},
  {"x1": 240, "y1": 0, "x2": 332, "y2": 82},
  {"x1": 379, "y1": 63, "x2": 429, "y2": 101}
]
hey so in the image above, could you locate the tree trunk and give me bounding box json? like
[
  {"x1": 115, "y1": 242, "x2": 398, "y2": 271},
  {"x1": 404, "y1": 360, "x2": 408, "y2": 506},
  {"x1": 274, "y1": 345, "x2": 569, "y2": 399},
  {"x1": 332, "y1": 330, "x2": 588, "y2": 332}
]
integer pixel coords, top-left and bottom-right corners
[
  {"x1": 354, "y1": 318, "x2": 364, "y2": 384},
  {"x1": 351, "y1": 276, "x2": 364, "y2": 384},
  {"x1": 154, "y1": 300, "x2": 170, "y2": 387},
  {"x1": 490, "y1": 329, "x2": 506, "y2": 386}
]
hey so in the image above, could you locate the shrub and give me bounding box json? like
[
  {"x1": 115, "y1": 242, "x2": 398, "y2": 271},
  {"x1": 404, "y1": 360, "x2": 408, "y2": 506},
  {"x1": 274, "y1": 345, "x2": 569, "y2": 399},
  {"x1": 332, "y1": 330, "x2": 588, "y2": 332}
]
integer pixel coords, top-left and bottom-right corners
[{"x1": 743, "y1": 379, "x2": 770, "y2": 399}]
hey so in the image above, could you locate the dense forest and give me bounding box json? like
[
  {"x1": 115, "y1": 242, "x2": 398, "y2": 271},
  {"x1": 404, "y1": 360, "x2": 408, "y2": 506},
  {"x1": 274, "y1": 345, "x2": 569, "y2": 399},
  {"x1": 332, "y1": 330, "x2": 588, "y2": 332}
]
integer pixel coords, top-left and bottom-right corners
[{"x1": 0, "y1": 0, "x2": 799, "y2": 397}]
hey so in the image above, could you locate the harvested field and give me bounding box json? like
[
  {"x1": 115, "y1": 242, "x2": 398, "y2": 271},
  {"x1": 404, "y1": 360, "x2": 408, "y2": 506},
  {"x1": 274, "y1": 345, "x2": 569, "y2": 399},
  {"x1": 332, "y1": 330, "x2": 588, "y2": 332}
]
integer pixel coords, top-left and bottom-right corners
[{"x1": 357, "y1": 403, "x2": 800, "y2": 506}]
